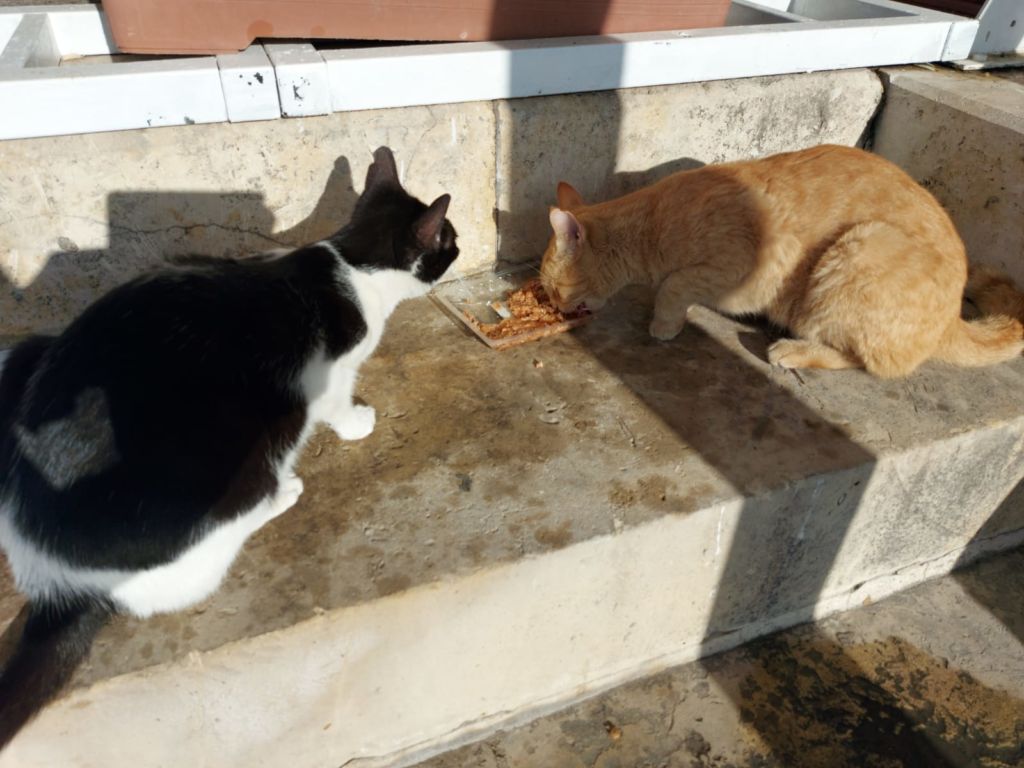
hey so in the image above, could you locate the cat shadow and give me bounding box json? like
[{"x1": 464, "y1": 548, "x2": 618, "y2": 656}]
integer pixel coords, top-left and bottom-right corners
[{"x1": 0, "y1": 155, "x2": 359, "y2": 340}]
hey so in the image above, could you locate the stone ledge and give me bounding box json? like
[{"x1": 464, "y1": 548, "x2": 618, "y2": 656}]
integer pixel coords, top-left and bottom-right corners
[
  {"x1": 0, "y1": 69, "x2": 883, "y2": 335},
  {"x1": 2, "y1": 286, "x2": 1022, "y2": 766}
]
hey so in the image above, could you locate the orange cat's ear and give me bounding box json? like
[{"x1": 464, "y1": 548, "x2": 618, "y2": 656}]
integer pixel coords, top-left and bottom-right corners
[
  {"x1": 556, "y1": 182, "x2": 584, "y2": 209},
  {"x1": 549, "y1": 208, "x2": 584, "y2": 256}
]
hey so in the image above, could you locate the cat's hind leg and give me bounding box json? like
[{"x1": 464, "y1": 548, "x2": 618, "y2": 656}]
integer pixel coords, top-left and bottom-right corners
[
  {"x1": 767, "y1": 339, "x2": 861, "y2": 371},
  {"x1": 112, "y1": 478, "x2": 305, "y2": 618},
  {"x1": 792, "y1": 221, "x2": 961, "y2": 379}
]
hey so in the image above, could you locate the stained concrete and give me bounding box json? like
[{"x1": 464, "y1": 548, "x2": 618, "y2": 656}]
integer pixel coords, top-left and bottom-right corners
[
  {"x1": 16, "y1": 286, "x2": 1024, "y2": 688},
  {"x1": 874, "y1": 66, "x2": 1024, "y2": 286},
  {"x1": 415, "y1": 546, "x2": 1024, "y2": 768},
  {"x1": 1, "y1": 287, "x2": 1022, "y2": 767}
]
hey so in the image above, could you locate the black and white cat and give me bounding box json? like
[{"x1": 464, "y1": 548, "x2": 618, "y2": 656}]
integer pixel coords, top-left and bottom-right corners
[{"x1": 0, "y1": 146, "x2": 459, "y2": 745}]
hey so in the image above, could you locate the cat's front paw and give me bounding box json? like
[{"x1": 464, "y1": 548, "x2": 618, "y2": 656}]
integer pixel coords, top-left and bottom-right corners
[
  {"x1": 330, "y1": 404, "x2": 376, "y2": 441},
  {"x1": 649, "y1": 317, "x2": 684, "y2": 341},
  {"x1": 276, "y1": 474, "x2": 305, "y2": 510}
]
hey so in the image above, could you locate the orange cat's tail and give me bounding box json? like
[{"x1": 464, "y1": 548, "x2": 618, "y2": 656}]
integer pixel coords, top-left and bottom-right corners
[
  {"x1": 965, "y1": 265, "x2": 1024, "y2": 322},
  {"x1": 934, "y1": 316, "x2": 1024, "y2": 367},
  {"x1": 933, "y1": 273, "x2": 1024, "y2": 367}
]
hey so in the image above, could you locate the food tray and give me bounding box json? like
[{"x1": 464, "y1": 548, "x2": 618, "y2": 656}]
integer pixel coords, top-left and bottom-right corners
[{"x1": 430, "y1": 264, "x2": 593, "y2": 350}]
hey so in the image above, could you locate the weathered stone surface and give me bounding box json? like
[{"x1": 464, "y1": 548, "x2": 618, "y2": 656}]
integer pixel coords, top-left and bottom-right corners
[
  {"x1": 0, "y1": 103, "x2": 496, "y2": 334},
  {"x1": 5, "y1": 66, "x2": 1024, "y2": 768},
  {"x1": 874, "y1": 67, "x2": 1024, "y2": 285},
  {"x1": 495, "y1": 69, "x2": 883, "y2": 263},
  {"x1": 415, "y1": 548, "x2": 1024, "y2": 768},
  {"x1": 2, "y1": 286, "x2": 1021, "y2": 767},
  {"x1": 0, "y1": 70, "x2": 884, "y2": 336}
]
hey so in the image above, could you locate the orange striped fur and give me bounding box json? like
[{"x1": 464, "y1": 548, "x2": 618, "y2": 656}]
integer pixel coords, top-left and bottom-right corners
[{"x1": 540, "y1": 145, "x2": 1023, "y2": 378}]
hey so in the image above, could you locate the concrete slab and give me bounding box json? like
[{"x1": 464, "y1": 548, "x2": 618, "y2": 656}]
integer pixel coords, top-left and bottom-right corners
[
  {"x1": 874, "y1": 66, "x2": 1024, "y2": 285},
  {"x1": 414, "y1": 546, "x2": 1024, "y2": 768},
  {"x1": 2, "y1": 286, "x2": 1022, "y2": 767}
]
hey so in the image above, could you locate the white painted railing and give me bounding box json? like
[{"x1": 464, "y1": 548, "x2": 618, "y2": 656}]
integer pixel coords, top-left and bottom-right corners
[{"x1": 0, "y1": 1, "x2": 977, "y2": 140}]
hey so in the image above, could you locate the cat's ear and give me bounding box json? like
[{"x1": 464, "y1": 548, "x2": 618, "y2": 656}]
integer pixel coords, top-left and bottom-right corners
[
  {"x1": 556, "y1": 181, "x2": 584, "y2": 209},
  {"x1": 549, "y1": 208, "x2": 583, "y2": 255},
  {"x1": 414, "y1": 194, "x2": 452, "y2": 248},
  {"x1": 365, "y1": 146, "x2": 400, "y2": 190}
]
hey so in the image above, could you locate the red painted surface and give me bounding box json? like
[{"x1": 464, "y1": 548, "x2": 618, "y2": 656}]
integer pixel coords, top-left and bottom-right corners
[
  {"x1": 99, "y1": 0, "x2": 732, "y2": 55},
  {"x1": 898, "y1": 0, "x2": 983, "y2": 17}
]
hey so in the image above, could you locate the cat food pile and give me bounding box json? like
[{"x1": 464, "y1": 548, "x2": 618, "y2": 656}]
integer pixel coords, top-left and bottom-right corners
[{"x1": 467, "y1": 279, "x2": 583, "y2": 340}]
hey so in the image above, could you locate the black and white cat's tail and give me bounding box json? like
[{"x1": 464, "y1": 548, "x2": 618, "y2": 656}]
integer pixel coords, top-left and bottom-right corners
[
  {"x1": 0, "y1": 596, "x2": 112, "y2": 749},
  {"x1": 1, "y1": 337, "x2": 111, "y2": 748}
]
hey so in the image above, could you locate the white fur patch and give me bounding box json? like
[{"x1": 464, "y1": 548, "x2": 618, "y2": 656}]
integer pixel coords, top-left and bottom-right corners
[{"x1": 0, "y1": 483, "x2": 302, "y2": 617}]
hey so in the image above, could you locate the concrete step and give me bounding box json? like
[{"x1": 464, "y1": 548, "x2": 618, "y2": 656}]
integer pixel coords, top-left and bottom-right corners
[
  {"x1": 3, "y1": 63, "x2": 1024, "y2": 768},
  {"x1": 2, "y1": 284, "x2": 1022, "y2": 767},
  {"x1": 411, "y1": 546, "x2": 1024, "y2": 768}
]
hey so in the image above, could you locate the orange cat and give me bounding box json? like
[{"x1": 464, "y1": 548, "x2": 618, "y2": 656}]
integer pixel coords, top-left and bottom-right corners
[{"x1": 540, "y1": 145, "x2": 1023, "y2": 378}]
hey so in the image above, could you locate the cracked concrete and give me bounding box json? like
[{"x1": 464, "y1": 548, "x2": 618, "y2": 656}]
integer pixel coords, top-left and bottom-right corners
[{"x1": 414, "y1": 547, "x2": 1024, "y2": 768}]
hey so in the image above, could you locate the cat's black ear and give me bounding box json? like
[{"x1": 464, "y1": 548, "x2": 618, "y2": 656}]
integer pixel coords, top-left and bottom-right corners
[
  {"x1": 365, "y1": 146, "x2": 400, "y2": 190},
  {"x1": 414, "y1": 194, "x2": 451, "y2": 249},
  {"x1": 557, "y1": 181, "x2": 584, "y2": 209}
]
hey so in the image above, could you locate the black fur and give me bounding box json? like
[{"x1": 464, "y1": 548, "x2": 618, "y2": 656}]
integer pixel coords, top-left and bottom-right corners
[
  {"x1": 0, "y1": 146, "x2": 459, "y2": 748},
  {"x1": 0, "y1": 598, "x2": 112, "y2": 748}
]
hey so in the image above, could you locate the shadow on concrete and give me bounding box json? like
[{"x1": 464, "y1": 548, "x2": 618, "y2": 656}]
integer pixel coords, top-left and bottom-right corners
[
  {"x1": 565, "y1": 159, "x2": 1020, "y2": 764},
  {"x1": 484, "y1": 2, "x2": 942, "y2": 755},
  {"x1": 709, "y1": 626, "x2": 1017, "y2": 767},
  {"x1": 0, "y1": 40, "x2": 1021, "y2": 763},
  {"x1": 953, "y1": 478, "x2": 1024, "y2": 647},
  {"x1": 0, "y1": 156, "x2": 358, "y2": 340}
]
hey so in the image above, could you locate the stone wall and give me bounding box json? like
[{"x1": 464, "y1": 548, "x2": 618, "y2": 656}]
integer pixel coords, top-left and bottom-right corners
[
  {"x1": 874, "y1": 67, "x2": 1024, "y2": 286},
  {"x1": 0, "y1": 69, "x2": 883, "y2": 336}
]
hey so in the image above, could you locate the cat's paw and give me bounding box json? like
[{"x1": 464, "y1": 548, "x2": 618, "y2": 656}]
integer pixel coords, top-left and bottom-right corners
[
  {"x1": 767, "y1": 340, "x2": 795, "y2": 368},
  {"x1": 274, "y1": 473, "x2": 301, "y2": 507},
  {"x1": 330, "y1": 404, "x2": 376, "y2": 441},
  {"x1": 269, "y1": 474, "x2": 304, "y2": 517},
  {"x1": 649, "y1": 317, "x2": 684, "y2": 341}
]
